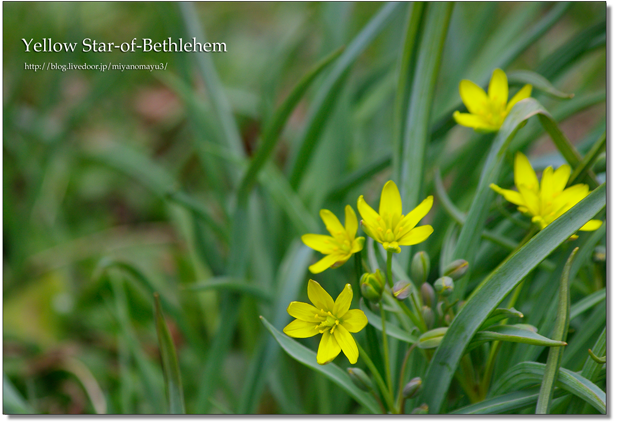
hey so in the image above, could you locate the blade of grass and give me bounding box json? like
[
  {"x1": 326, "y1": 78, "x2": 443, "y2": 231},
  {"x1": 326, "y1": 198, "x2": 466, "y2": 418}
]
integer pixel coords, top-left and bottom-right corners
[
  {"x1": 568, "y1": 327, "x2": 606, "y2": 413},
  {"x1": 507, "y1": 70, "x2": 574, "y2": 99},
  {"x1": 419, "y1": 183, "x2": 605, "y2": 413},
  {"x1": 492, "y1": 361, "x2": 606, "y2": 413},
  {"x1": 184, "y1": 277, "x2": 272, "y2": 303},
  {"x1": 153, "y1": 294, "x2": 185, "y2": 414},
  {"x1": 536, "y1": 248, "x2": 578, "y2": 413},
  {"x1": 288, "y1": 2, "x2": 404, "y2": 189},
  {"x1": 568, "y1": 133, "x2": 606, "y2": 186},
  {"x1": 260, "y1": 316, "x2": 382, "y2": 414}
]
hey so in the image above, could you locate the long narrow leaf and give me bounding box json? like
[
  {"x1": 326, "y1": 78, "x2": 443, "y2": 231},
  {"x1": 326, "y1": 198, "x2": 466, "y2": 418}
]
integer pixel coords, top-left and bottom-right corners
[{"x1": 419, "y1": 183, "x2": 605, "y2": 413}]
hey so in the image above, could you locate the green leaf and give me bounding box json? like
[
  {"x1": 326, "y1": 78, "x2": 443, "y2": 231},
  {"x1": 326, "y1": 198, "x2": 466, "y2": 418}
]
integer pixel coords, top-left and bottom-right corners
[
  {"x1": 3, "y1": 374, "x2": 34, "y2": 414},
  {"x1": 165, "y1": 190, "x2": 229, "y2": 243},
  {"x1": 480, "y1": 308, "x2": 524, "y2": 329},
  {"x1": 288, "y1": 2, "x2": 404, "y2": 189},
  {"x1": 492, "y1": 362, "x2": 606, "y2": 414},
  {"x1": 507, "y1": 70, "x2": 574, "y2": 99},
  {"x1": 153, "y1": 294, "x2": 185, "y2": 414},
  {"x1": 360, "y1": 301, "x2": 418, "y2": 344},
  {"x1": 568, "y1": 133, "x2": 606, "y2": 186},
  {"x1": 567, "y1": 328, "x2": 606, "y2": 414},
  {"x1": 398, "y1": 2, "x2": 453, "y2": 243},
  {"x1": 184, "y1": 277, "x2": 272, "y2": 302},
  {"x1": 419, "y1": 182, "x2": 606, "y2": 413},
  {"x1": 451, "y1": 388, "x2": 551, "y2": 414},
  {"x1": 237, "y1": 46, "x2": 344, "y2": 201},
  {"x1": 260, "y1": 316, "x2": 382, "y2": 414},
  {"x1": 471, "y1": 325, "x2": 566, "y2": 349},
  {"x1": 537, "y1": 248, "x2": 577, "y2": 413}
]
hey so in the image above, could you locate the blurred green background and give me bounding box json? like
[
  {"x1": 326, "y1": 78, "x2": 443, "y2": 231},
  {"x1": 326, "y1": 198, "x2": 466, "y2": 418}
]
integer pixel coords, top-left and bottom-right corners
[{"x1": 3, "y1": 1, "x2": 605, "y2": 414}]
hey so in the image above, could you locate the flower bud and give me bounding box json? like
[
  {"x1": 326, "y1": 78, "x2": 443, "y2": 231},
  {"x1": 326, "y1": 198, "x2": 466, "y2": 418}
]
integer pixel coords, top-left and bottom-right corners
[
  {"x1": 360, "y1": 281, "x2": 382, "y2": 303},
  {"x1": 411, "y1": 251, "x2": 430, "y2": 286},
  {"x1": 422, "y1": 306, "x2": 435, "y2": 330},
  {"x1": 442, "y1": 259, "x2": 469, "y2": 281},
  {"x1": 593, "y1": 246, "x2": 606, "y2": 263},
  {"x1": 392, "y1": 280, "x2": 413, "y2": 300},
  {"x1": 402, "y1": 377, "x2": 422, "y2": 399},
  {"x1": 593, "y1": 153, "x2": 606, "y2": 174},
  {"x1": 433, "y1": 276, "x2": 454, "y2": 296},
  {"x1": 411, "y1": 403, "x2": 428, "y2": 414},
  {"x1": 420, "y1": 282, "x2": 435, "y2": 307},
  {"x1": 347, "y1": 368, "x2": 373, "y2": 392},
  {"x1": 444, "y1": 314, "x2": 452, "y2": 326}
]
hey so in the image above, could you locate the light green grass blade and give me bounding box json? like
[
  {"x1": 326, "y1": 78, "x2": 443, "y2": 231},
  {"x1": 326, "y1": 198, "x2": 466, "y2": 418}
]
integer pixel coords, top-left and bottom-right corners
[
  {"x1": 492, "y1": 361, "x2": 606, "y2": 414},
  {"x1": 398, "y1": 2, "x2": 453, "y2": 242},
  {"x1": 507, "y1": 70, "x2": 574, "y2": 99},
  {"x1": 3, "y1": 374, "x2": 34, "y2": 414},
  {"x1": 184, "y1": 277, "x2": 272, "y2": 302},
  {"x1": 360, "y1": 302, "x2": 418, "y2": 344},
  {"x1": 536, "y1": 248, "x2": 577, "y2": 413},
  {"x1": 419, "y1": 183, "x2": 605, "y2": 413},
  {"x1": 472, "y1": 325, "x2": 567, "y2": 349},
  {"x1": 451, "y1": 388, "x2": 544, "y2": 414},
  {"x1": 261, "y1": 317, "x2": 382, "y2": 414},
  {"x1": 288, "y1": 2, "x2": 404, "y2": 189},
  {"x1": 570, "y1": 289, "x2": 605, "y2": 322},
  {"x1": 237, "y1": 47, "x2": 344, "y2": 201},
  {"x1": 153, "y1": 294, "x2": 186, "y2": 414}
]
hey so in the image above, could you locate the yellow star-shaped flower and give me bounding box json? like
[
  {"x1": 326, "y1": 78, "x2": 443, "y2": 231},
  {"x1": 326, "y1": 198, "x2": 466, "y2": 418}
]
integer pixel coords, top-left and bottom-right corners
[
  {"x1": 454, "y1": 68, "x2": 532, "y2": 132},
  {"x1": 283, "y1": 280, "x2": 368, "y2": 365},
  {"x1": 491, "y1": 152, "x2": 602, "y2": 233},
  {"x1": 302, "y1": 206, "x2": 365, "y2": 274},
  {"x1": 357, "y1": 180, "x2": 433, "y2": 253}
]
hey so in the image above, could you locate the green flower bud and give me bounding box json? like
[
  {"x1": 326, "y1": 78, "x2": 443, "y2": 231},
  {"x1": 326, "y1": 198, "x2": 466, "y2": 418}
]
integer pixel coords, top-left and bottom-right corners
[
  {"x1": 360, "y1": 269, "x2": 385, "y2": 293},
  {"x1": 392, "y1": 280, "x2": 413, "y2": 300},
  {"x1": 347, "y1": 368, "x2": 373, "y2": 391},
  {"x1": 593, "y1": 153, "x2": 606, "y2": 174},
  {"x1": 593, "y1": 246, "x2": 606, "y2": 263},
  {"x1": 433, "y1": 276, "x2": 454, "y2": 296},
  {"x1": 360, "y1": 281, "x2": 382, "y2": 303},
  {"x1": 442, "y1": 259, "x2": 469, "y2": 281},
  {"x1": 444, "y1": 314, "x2": 452, "y2": 326},
  {"x1": 418, "y1": 327, "x2": 448, "y2": 349},
  {"x1": 420, "y1": 282, "x2": 435, "y2": 307},
  {"x1": 402, "y1": 377, "x2": 422, "y2": 399},
  {"x1": 411, "y1": 403, "x2": 429, "y2": 414},
  {"x1": 411, "y1": 251, "x2": 430, "y2": 286},
  {"x1": 422, "y1": 305, "x2": 435, "y2": 330}
]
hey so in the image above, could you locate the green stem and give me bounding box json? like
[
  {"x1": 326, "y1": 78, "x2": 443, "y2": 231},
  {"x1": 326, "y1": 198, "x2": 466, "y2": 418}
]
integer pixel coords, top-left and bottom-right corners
[
  {"x1": 379, "y1": 300, "x2": 394, "y2": 403},
  {"x1": 396, "y1": 344, "x2": 417, "y2": 414},
  {"x1": 386, "y1": 251, "x2": 395, "y2": 289},
  {"x1": 357, "y1": 344, "x2": 396, "y2": 413}
]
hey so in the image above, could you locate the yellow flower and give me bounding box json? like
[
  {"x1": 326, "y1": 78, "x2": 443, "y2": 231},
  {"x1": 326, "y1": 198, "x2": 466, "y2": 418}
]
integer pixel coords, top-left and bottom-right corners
[
  {"x1": 454, "y1": 68, "x2": 532, "y2": 132},
  {"x1": 357, "y1": 180, "x2": 433, "y2": 254},
  {"x1": 490, "y1": 152, "x2": 602, "y2": 232},
  {"x1": 284, "y1": 280, "x2": 368, "y2": 365},
  {"x1": 302, "y1": 206, "x2": 365, "y2": 274}
]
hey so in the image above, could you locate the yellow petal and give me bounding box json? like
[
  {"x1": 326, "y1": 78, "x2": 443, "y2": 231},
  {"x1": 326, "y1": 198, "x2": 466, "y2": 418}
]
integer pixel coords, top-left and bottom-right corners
[
  {"x1": 490, "y1": 183, "x2": 525, "y2": 206},
  {"x1": 453, "y1": 111, "x2": 498, "y2": 132},
  {"x1": 459, "y1": 79, "x2": 489, "y2": 115},
  {"x1": 342, "y1": 309, "x2": 368, "y2": 333},
  {"x1": 307, "y1": 279, "x2": 334, "y2": 312},
  {"x1": 309, "y1": 253, "x2": 344, "y2": 274},
  {"x1": 333, "y1": 284, "x2": 353, "y2": 318},
  {"x1": 397, "y1": 196, "x2": 433, "y2": 239},
  {"x1": 519, "y1": 186, "x2": 540, "y2": 216},
  {"x1": 554, "y1": 184, "x2": 589, "y2": 214},
  {"x1": 357, "y1": 195, "x2": 381, "y2": 229},
  {"x1": 351, "y1": 237, "x2": 365, "y2": 253},
  {"x1": 334, "y1": 326, "x2": 359, "y2": 364},
  {"x1": 580, "y1": 220, "x2": 603, "y2": 231},
  {"x1": 506, "y1": 84, "x2": 532, "y2": 113},
  {"x1": 379, "y1": 180, "x2": 402, "y2": 223},
  {"x1": 317, "y1": 332, "x2": 341, "y2": 365},
  {"x1": 398, "y1": 225, "x2": 434, "y2": 246},
  {"x1": 488, "y1": 69, "x2": 508, "y2": 108},
  {"x1": 301, "y1": 234, "x2": 337, "y2": 255},
  {"x1": 552, "y1": 164, "x2": 571, "y2": 194},
  {"x1": 540, "y1": 166, "x2": 555, "y2": 206},
  {"x1": 283, "y1": 319, "x2": 320, "y2": 338},
  {"x1": 514, "y1": 152, "x2": 539, "y2": 193},
  {"x1": 344, "y1": 205, "x2": 358, "y2": 242},
  {"x1": 287, "y1": 301, "x2": 321, "y2": 322},
  {"x1": 320, "y1": 209, "x2": 346, "y2": 239}
]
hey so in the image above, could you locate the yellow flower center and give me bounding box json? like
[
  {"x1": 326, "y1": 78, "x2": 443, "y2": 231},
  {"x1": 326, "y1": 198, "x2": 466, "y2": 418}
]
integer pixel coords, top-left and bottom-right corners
[{"x1": 314, "y1": 310, "x2": 341, "y2": 334}]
